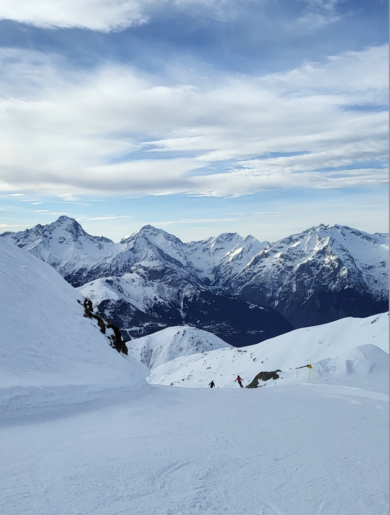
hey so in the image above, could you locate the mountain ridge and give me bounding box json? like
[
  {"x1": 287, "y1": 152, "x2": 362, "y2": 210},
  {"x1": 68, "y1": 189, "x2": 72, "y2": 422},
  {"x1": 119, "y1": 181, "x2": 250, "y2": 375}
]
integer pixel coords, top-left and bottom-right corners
[{"x1": 1, "y1": 216, "x2": 388, "y2": 344}]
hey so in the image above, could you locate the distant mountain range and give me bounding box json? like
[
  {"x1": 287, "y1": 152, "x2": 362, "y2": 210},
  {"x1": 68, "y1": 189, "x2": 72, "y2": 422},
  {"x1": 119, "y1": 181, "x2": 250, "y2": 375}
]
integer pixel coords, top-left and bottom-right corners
[{"x1": 2, "y1": 216, "x2": 388, "y2": 346}]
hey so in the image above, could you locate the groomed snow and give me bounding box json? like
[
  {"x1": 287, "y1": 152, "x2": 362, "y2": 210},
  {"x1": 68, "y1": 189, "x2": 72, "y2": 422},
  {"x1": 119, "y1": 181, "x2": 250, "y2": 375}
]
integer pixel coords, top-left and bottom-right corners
[
  {"x1": 0, "y1": 383, "x2": 388, "y2": 515},
  {"x1": 127, "y1": 326, "x2": 232, "y2": 369},
  {"x1": 0, "y1": 240, "x2": 148, "y2": 419},
  {"x1": 149, "y1": 312, "x2": 389, "y2": 391}
]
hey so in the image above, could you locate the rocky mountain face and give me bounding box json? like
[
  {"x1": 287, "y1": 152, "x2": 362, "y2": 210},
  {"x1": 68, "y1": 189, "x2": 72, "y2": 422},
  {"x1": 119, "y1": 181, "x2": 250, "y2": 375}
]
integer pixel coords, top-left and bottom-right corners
[
  {"x1": 78, "y1": 264, "x2": 292, "y2": 346},
  {"x1": 228, "y1": 224, "x2": 389, "y2": 327},
  {"x1": 2, "y1": 216, "x2": 388, "y2": 345}
]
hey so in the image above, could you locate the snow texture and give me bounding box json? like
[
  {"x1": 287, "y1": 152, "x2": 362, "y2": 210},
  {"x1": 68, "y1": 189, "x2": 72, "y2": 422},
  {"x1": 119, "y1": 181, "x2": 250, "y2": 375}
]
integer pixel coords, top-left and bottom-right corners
[
  {"x1": 127, "y1": 326, "x2": 232, "y2": 369},
  {"x1": 0, "y1": 383, "x2": 388, "y2": 515},
  {"x1": 0, "y1": 240, "x2": 148, "y2": 419},
  {"x1": 149, "y1": 312, "x2": 389, "y2": 391}
]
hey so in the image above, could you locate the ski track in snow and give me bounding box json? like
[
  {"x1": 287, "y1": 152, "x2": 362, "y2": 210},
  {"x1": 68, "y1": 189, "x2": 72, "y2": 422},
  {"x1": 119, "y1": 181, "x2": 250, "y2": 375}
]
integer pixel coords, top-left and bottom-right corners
[{"x1": 0, "y1": 384, "x2": 388, "y2": 515}]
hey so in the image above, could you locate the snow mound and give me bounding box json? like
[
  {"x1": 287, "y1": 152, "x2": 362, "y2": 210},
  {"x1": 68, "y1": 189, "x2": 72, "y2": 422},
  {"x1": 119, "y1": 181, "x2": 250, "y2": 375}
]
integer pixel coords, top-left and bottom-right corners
[
  {"x1": 0, "y1": 240, "x2": 148, "y2": 419},
  {"x1": 149, "y1": 312, "x2": 389, "y2": 390},
  {"x1": 308, "y1": 344, "x2": 389, "y2": 392},
  {"x1": 127, "y1": 326, "x2": 232, "y2": 369}
]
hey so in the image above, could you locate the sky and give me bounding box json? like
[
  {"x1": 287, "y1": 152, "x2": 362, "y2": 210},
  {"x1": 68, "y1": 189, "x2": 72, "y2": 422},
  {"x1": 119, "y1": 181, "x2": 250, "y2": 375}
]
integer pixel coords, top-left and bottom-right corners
[{"x1": 0, "y1": 0, "x2": 388, "y2": 243}]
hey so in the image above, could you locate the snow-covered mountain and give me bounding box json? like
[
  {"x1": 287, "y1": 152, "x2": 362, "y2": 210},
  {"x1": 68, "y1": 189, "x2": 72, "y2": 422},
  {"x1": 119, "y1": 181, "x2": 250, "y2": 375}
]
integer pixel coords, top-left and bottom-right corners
[
  {"x1": 149, "y1": 312, "x2": 389, "y2": 391},
  {"x1": 1, "y1": 216, "x2": 292, "y2": 346},
  {"x1": 185, "y1": 232, "x2": 268, "y2": 284},
  {"x1": 2, "y1": 217, "x2": 388, "y2": 345},
  {"x1": 127, "y1": 326, "x2": 232, "y2": 369},
  {"x1": 0, "y1": 217, "x2": 266, "y2": 287},
  {"x1": 79, "y1": 271, "x2": 292, "y2": 345},
  {"x1": 0, "y1": 218, "x2": 201, "y2": 287},
  {"x1": 0, "y1": 216, "x2": 117, "y2": 286},
  {"x1": 231, "y1": 224, "x2": 389, "y2": 327},
  {"x1": 0, "y1": 239, "x2": 147, "y2": 419}
]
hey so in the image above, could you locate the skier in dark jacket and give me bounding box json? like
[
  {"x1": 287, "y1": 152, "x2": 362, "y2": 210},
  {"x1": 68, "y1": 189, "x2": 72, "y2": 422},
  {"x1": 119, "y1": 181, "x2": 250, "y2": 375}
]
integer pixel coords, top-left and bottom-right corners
[
  {"x1": 235, "y1": 375, "x2": 244, "y2": 388},
  {"x1": 209, "y1": 380, "x2": 215, "y2": 388}
]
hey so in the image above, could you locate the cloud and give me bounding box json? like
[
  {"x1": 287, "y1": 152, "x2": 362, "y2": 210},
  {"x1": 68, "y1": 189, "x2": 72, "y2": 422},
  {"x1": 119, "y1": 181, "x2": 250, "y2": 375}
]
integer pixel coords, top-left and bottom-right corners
[
  {"x1": 0, "y1": 0, "x2": 237, "y2": 32},
  {"x1": 295, "y1": 0, "x2": 346, "y2": 31},
  {"x1": 0, "y1": 45, "x2": 387, "y2": 198},
  {"x1": 87, "y1": 215, "x2": 131, "y2": 221},
  {"x1": 0, "y1": 223, "x2": 29, "y2": 228},
  {"x1": 57, "y1": 194, "x2": 82, "y2": 202},
  {"x1": 148, "y1": 217, "x2": 241, "y2": 226}
]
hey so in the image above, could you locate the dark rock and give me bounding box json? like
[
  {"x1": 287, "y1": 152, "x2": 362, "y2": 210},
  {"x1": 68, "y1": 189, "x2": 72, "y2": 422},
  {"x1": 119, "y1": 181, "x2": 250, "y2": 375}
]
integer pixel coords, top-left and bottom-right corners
[{"x1": 246, "y1": 370, "x2": 281, "y2": 388}]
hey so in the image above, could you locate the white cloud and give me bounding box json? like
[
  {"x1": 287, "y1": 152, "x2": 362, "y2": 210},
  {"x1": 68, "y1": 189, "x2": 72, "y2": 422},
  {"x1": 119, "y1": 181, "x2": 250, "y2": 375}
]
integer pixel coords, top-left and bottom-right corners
[
  {"x1": 87, "y1": 215, "x2": 131, "y2": 221},
  {"x1": 0, "y1": 0, "x2": 236, "y2": 32},
  {"x1": 57, "y1": 194, "x2": 82, "y2": 202},
  {"x1": 295, "y1": 0, "x2": 346, "y2": 31},
  {"x1": 149, "y1": 217, "x2": 241, "y2": 226},
  {"x1": 0, "y1": 223, "x2": 29, "y2": 228},
  {"x1": 0, "y1": 45, "x2": 387, "y2": 198}
]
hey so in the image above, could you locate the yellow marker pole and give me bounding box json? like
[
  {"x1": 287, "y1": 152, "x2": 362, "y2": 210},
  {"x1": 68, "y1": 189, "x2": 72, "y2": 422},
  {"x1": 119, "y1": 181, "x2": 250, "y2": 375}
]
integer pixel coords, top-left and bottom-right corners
[{"x1": 308, "y1": 361, "x2": 312, "y2": 380}]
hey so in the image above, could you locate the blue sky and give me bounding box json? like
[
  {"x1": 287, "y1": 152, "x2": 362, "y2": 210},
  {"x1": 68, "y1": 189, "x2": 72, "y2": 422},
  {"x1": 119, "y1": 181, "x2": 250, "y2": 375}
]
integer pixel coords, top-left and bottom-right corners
[{"x1": 0, "y1": 0, "x2": 388, "y2": 242}]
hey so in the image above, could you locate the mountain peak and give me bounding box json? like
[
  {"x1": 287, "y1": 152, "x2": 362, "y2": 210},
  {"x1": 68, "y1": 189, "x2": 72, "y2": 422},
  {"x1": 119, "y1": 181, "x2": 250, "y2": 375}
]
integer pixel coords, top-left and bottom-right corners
[
  {"x1": 56, "y1": 215, "x2": 78, "y2": 224},
  {"x1": 122, "y1": 225, "x2": 184, "y2": 247},
  {"x1": 49, "y1": 215, "x2": 88, "y2": 239}
]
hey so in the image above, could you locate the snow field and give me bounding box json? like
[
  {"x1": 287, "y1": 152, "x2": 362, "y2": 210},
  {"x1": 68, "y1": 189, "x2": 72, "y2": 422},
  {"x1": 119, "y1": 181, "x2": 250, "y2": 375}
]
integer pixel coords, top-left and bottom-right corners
[
  {"x1": 0, "y1": 383, "x2": 387, "y2": 515},
  {"x1": 149, "y1": 313, "x2": 389, "y2": 390},
  {"x1": 0, "y1": 240, "x2": 148, "y2": 419}
]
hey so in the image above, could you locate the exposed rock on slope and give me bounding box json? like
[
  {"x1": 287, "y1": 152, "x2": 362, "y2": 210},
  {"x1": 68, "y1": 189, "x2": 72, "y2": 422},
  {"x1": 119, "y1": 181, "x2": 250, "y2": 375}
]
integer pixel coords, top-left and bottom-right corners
[
  {"x1": 78, "y1": 297, "x2": 128, "y2": 354},
  {"x1": 0, "y1": 240, "x2": 147, "y2": 418}
]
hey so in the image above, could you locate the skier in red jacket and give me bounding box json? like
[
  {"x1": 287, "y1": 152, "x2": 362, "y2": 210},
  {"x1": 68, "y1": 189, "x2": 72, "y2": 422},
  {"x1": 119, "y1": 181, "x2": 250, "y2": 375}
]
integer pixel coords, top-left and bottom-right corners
[{"x1": 235, "y1": 375, "x2": 244, "y2": 388}]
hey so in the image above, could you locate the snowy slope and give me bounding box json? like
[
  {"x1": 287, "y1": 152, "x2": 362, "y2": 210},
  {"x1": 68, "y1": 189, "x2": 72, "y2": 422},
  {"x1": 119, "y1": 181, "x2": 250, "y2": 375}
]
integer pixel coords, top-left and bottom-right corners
[
  {"x1": 0, "y1": 380, "x2": 388, "y2": 515},
  {"x1": 309, "y1": 344, "x2": 389, "y2": 391},
  {"x1": 127, "y1": 326, "x2": 232, "y2": 369},
  {"x1": 149, "y1": 312, "x2": 389, "y2": 391},
  {"x1": 0, "y1": 240, "x2": 147, "y2": 419}
]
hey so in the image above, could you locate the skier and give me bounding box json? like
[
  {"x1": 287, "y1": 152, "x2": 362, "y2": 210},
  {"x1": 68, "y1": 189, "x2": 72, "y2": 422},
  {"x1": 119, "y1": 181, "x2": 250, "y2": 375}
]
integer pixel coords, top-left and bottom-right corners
[
  {"x1": 235, "y1": 375, "x2": 244, "y2": 388},
  {"x1": 209, "y1": 380, "x2": 215, "y2": 388}
]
